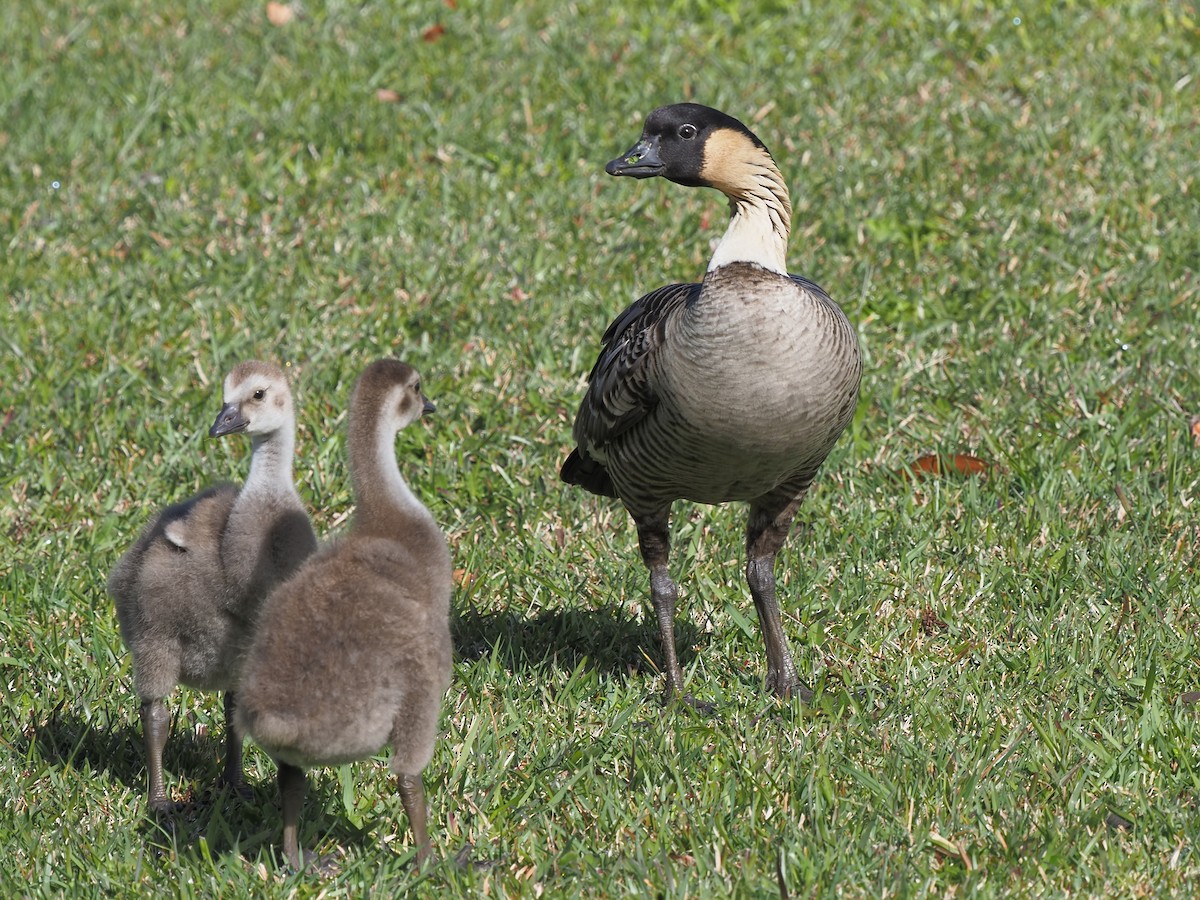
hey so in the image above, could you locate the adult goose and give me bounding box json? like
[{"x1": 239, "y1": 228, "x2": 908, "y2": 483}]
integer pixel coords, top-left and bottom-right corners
[
  {"x1": 108, "y1": 361, "x2": 317, "y2": 811},
  {"x1": 561, "y1": 103, "x2": 861, "y2": 702}
]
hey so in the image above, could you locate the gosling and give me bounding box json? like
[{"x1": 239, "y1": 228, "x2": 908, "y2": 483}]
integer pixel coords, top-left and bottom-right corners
[
  {"x1": 562, "y1": 103, "x2": 862, "y2": 703},
  {"x1": 108, "y1": 360, "x2": 317, "y2": 811},
  {"x1": 236, "y1": 359, "x2": 452, "y2": 870}
]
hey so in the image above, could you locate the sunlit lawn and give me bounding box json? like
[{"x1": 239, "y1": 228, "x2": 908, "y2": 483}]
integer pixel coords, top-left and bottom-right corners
[{"x1": 2, "y1": 1, "x2": 1198, "y2": 895}]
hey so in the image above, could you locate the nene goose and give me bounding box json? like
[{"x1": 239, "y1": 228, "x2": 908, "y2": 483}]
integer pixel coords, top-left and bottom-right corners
[
  {"x1": 561, "y1": 103, "x2": 862, "y2": 702},
  {"x1": 236, "y1": 359, "x2": 452, "y2": 870},
  {"x1": 108, "y1": 361, "x2": 317, "y2": 811}
]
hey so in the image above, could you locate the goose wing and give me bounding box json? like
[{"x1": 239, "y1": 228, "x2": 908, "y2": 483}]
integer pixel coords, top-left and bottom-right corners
[
  {"x1": 787, "y1": 272, "x2": 837, "y2": 307},
  {"x1": 571, "y1": 274, "x2": 833, "y2": 449},
  {"x1": 572, "y1": 281, "x2": 699, "y2": 450}
]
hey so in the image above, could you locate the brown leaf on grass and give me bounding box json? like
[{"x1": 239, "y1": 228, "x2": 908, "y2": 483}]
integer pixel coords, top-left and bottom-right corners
[
  {"x1": 0, "y1": 410, "x2": 12, "y2": 436},
  {"x1": 375, "y1": 88, "x2": 402, "y2": 104},
  {"x1": 1104, "y1": 811, "x2": 1134, "y2": 832},
  {"x1": 266, "y1": 2, "x2": 294, "y2": 26},
  {"x1": 901, "y1": 453, "x2": 992, "y2": 480},
  {"x1": 1190, "y1": 414, "x2": 1200, "y2": 446},
  {"x1": 919, "y1": 606, "x2": 948, "y2": 634},
  {"x1": 928, "y1": 831, "x2": 972, "y2": 869},
  {"x1": 20, "y1": 200, "x2": 39, "y2": 231},
  {"x1": 1113, "y1": 484, "x2": 1134, "y2": 521},
  {"x1": 1180, "y1": 691, "x2": 1200, "y2": 706},
  {"x1": 452, "y1": 568, "x2": 477, "y2": 587},
  {"x1": 422, "y1": 23, "x2": 446, "y2": 42}
]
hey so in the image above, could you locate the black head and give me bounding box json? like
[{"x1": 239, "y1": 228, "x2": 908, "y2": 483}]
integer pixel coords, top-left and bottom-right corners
[{"x1": 605, "y1": 103, "x2": 766, "y2": 188}]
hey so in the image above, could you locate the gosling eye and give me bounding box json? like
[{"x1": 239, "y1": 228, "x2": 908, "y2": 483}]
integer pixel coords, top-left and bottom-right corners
[
  {"x1": 253, "y1": 389, "x2": 265, "y2": 400},
  {"x1": 678, "y1": 123, "x2": 697, "y2": 139}
]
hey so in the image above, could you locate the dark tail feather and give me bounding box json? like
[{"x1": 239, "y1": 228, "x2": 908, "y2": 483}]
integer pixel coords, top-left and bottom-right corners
[{"x1": 560, "y1": 449, "x2": 618, "y2": 498}]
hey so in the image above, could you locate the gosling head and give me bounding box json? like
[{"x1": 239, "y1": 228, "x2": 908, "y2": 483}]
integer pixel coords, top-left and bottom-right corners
[
  {"x1": 209, "y1": 360, "x2": 294, "y2": 439},
  {"x1": 353, "y1": 359, "x2": 436, "y2": 437},
  {"x1": 605, "y1": 102, "x2": 773, "y2": 195}
]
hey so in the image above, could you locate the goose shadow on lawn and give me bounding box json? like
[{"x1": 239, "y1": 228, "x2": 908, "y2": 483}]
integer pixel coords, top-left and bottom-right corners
[
  {"x1": 32, "y1": 697, "x2": 175, "y2": 797},
  {"x1": 28, "y1": 697, "x2": 370, "y2": 863},
  {"x1": 451, "y1": 602, "x2": 708, "y2": 684}
]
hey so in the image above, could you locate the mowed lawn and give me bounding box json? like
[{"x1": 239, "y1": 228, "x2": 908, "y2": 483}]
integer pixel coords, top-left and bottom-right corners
[{"x1": 2, "y1": 0, "x2": 1198, "y2": 895}]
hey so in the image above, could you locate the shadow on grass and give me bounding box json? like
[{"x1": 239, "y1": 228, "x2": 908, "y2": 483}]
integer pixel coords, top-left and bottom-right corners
[
  {"x1": 29, "y1": 698, "x2": 238, "y2": 795},
  {"x1": 26, "y1": 698, "x2": 389, "y2": 868},
  {"x1": 31, "y1": 701, "x2": 156, "y2": 792},
  {"x1": 451, "y1": 604, "x2": 707, "y2": 683}
]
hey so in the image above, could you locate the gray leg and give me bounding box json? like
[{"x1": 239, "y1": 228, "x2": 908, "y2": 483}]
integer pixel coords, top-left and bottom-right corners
[
  {"x1": 634, "y1": 509, "x2": 687, "y2": 700},
  {"x1": 141, "y1": 698, "x2": 172, "y2": 812},
  {"x1": 398, "y1": 773, "x2": 431, "y2": 866},
  {"x1": 278, "y1": 763, "x2": 307, "y2": 871},
  {"x1": 746, "y1": 492, "x2": 810, "y2": 701},
  {"x1": 220, "y1": 692, "x2": 250, "y2": 798}
]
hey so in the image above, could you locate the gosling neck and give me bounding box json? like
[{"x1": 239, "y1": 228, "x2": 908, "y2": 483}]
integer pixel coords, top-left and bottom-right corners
[
  {"x1": 348, "y1": 415, "x2": 431, "y2": 534},
  {"x1": 241, "y1": 425, "x2": 297, "y2": 497},
  {"x1": 705, "y1": 154, "x2": 792, "y2": 276}
]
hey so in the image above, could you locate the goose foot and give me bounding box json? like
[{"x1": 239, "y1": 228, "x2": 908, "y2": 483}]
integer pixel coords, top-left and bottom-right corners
[
  {"x1": 278, "y1": 846, "x2": 343, "y2": 876},
  {"x1": 660, "y1": 689, "x2": 717, "y2": 716},
  {"x1": 453, "y1": 842, "x2": 505, "y2": 871},
  {"x1": 766, "y1": 673, "x2": 814, "y2": 703},
  {"x1": 219, "y1": 774, "x2": 254, "y2": 803}
]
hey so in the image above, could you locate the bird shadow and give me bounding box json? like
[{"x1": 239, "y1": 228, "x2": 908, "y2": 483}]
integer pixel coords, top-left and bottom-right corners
[
  {"x1": 451, "y1": 603, "x2": 707, "y2": 683},
  {"x1": 27, "y1": 699, "x2": 450, "y2": 871},
  {"x1": 26, "y1": 700, "x2": 273, "y2": 856},
  {"x1": 31, "y1": 699, "x2": 165, "y2": 794}
]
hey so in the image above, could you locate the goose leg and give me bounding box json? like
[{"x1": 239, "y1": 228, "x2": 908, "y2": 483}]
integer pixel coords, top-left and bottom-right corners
[
  {"x1": 278, "y1": 763, "x2": 307, "y2": 871},
  {"x1": 634, "y1": 509, "x2": 687, "y2": 700},
  {"x1": 141, "y1": 698, "x2": 172, "y2": 812},
  {"x1": 398, "y1": 773, "x2": 432, "y2": 866},
  {"x1": 746, "y1": 493, "x2": 810, "y2": 701},
  {"x1": 220, "y1": 692, "x2": 250, "y2": 799}
]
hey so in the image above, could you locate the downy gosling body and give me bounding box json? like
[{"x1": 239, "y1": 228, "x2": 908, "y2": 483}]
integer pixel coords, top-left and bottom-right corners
[
  {"x1": 562, "y1": 103, "x2": 862, "y2": 702},
  {"x1": 236, "y1": 359, "x2": 452, "y2": 870},
  {"x1": 108, "y1": 360, "x2": 317, "y2": 811}
]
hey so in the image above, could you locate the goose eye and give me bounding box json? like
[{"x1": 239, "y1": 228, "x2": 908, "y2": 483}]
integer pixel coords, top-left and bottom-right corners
[
  {"x1": 253, "y1": 389, "x2": 265, "y2": 400},
  {"x1": 678, "y1": 124, "x2": 697, "y2": 139}
]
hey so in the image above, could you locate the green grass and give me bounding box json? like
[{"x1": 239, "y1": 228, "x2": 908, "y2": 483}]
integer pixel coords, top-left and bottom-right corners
[{"x1": 3, "y1": 0, "x2": 1199, "y2": 894}]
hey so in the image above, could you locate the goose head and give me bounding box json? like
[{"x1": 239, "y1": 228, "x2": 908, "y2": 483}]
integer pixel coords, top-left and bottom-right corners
[
  {"x1": 607, "y1": 102, "x2": 793, "y2": 274},
  {"x1": 209, "y1": 361, "x2": 294, "y2": 439},
  {"x1": 353, "y1": 359, "x2": 436, "y2": 438},
  {"x1": 605, "y1": 103, "x2": 773, "y2": 194}
]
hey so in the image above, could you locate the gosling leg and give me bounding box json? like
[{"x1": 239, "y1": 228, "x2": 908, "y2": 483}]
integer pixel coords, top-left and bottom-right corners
[
  {"x1": 219, "y1": 692, "x2": 250, "y2": 799},
  {"x1": 278, "y1": 763, "x2": 307, "y2": 871},
  {"x1": 141, "y1": 698, "x2": 172, "y2": 813},
  {"x1": 398, "y1": 773, "x2": 431, "y2": 866}
]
